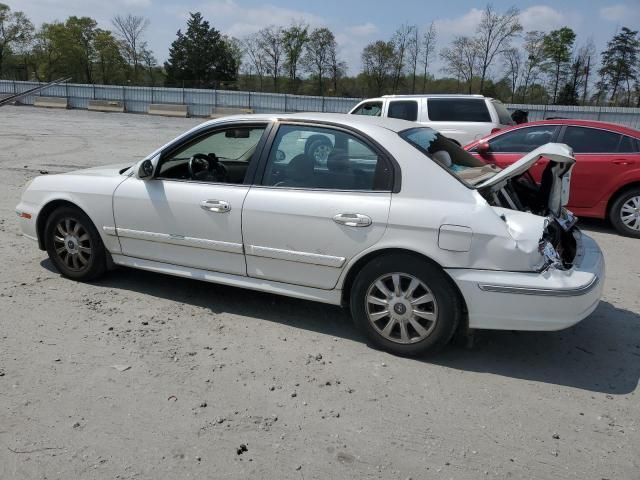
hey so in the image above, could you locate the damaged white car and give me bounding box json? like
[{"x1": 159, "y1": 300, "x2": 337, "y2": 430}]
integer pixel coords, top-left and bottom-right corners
[{"x1": 16, "y1": 113, "x2": 604, "y2": 356}]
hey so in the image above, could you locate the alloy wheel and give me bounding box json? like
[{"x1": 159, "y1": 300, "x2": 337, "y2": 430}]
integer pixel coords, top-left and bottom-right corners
[
  {"x1": 365, "y1": 272, "x2": 439, "y2": 344},
  {"x1": 620, "y1": 195, "x2": 640, "y2": 231},
  {"x1": 52, "y1": 217, "x2": 93, "y2": 272}
]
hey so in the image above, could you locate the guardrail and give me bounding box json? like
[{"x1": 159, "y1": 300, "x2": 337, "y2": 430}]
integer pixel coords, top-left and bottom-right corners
[{"x1": 1, "y1": 79, "x2": 639, "y2": 129}]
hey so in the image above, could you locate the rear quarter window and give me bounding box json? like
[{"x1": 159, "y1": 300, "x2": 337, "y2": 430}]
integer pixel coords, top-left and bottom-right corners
[
  {"x1": 427, "y1": 98, "x2": 491, "y2": 122},
  {"x1": 388, "y1": 100, "x2": 419, "y2": 121},
  {"x1": 492, "y1": 100, "x2": 515, "y2": 125}
]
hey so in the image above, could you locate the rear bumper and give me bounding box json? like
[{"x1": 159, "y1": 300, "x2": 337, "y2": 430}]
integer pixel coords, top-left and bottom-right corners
[{"x1": 446, "y1": 232, "x2": 604, "y2": 331}]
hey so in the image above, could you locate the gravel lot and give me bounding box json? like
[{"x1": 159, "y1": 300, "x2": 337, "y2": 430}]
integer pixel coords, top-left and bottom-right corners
[{"x1": 0, "y1": 106, "x2": 638, "y2": 480}]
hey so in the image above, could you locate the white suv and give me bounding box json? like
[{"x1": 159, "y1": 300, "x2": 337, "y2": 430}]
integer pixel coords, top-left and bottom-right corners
[{"x1": 348, "y1": 94, "x2": 514, "y2": 145}]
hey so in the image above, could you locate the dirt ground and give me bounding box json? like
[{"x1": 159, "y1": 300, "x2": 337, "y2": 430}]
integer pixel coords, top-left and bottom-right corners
[{"x1": 0, "y1": 106, "x2": 638, "y2": 480}]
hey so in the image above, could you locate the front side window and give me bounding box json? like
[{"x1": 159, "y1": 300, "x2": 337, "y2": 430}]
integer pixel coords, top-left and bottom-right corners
[
  {"x1": 351, "y1": 101, "x2": 383, "y2": 116},
  {"x1": 388, "y1": 100, "x2": 418, "y2": 121},
  {"x1": 486, "y1": 125, "x2": 558, "y2": 153},
  {"x1": 562, "y1": 126, "x2": 621, "y2": 153},
  {"x1": 427, "y1": 98, "x2": 491, "y2": 122},
  {"x1": 262, "y1": 124, "x2": 390, "y2": 191},
  {"x1": 157, "y1": 125, "x2": 266, "y2": 183}
]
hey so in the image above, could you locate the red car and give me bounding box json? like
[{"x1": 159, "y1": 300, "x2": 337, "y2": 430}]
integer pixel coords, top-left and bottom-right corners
[{"x1": 465, "y1": 119, "x2": 640, "y2": 237}]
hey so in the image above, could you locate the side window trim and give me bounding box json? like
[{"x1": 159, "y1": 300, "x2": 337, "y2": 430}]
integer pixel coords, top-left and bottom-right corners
[
  {"x1": 253, "y1": 120, "x2": 400, "y2": 193},
  {"x1": 155, "y1": 121, "x2": 272, "y2": 185}
]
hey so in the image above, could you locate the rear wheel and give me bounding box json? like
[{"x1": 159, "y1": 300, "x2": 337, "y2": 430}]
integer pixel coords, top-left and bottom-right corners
[
  {"x1": 44, "y1": 206, "x2": 107, "y2": 281},
  {"x1": 350, "y1": 254, "x2": 461, "y2": 356},
  {"x1": 609, "y1": 188, "x2": 640, "y2": 238}
]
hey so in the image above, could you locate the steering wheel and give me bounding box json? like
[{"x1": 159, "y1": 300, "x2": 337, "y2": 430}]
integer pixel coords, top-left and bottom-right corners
[{"x1": 188, "y1": 153, "x2": 228, "y2": 182}]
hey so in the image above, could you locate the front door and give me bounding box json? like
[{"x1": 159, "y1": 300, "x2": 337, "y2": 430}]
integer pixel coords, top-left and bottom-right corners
[
  {"x1": 242, "y1": 123, "x2": 394, "y2": 290},
  {"x1": 113, "y1": 123, "x2": 268, "y2": 275}
]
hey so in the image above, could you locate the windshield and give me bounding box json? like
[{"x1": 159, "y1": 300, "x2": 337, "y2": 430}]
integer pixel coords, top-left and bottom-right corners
[{"x1": 399, "y1": 127, "x2": 500, "y2": 186}]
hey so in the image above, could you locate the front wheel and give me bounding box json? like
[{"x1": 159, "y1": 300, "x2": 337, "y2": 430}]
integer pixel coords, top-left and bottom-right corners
[
  {"x1": 44, "y1": 206, "x2": 107, "y2": 281},
  {"x1": 609, "y1": 188, "x2": 640, "y2": 238},
  {"x1": 350, "y1": 254, "x2": 462, "y2": 356}
]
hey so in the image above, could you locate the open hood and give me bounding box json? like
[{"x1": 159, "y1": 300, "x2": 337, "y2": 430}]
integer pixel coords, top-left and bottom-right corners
[{"x1": 475, "y1": 143, "x2": 576, "y2": 217}]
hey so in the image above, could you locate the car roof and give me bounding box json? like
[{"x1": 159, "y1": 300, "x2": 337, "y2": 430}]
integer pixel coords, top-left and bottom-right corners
[
  {"x1": 200, "y1": 112, "x2": 424, "y2": 134},
  {"x1": 476, "y1": 118, "x2": 640, "y2": 142}
]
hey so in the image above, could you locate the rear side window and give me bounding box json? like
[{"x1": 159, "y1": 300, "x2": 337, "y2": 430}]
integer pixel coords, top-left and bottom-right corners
[
  {"x1": 486, "y1": 125, "x2": 558, "y2": 153},
  {"x1": 562, "y1": 127, "x2": 621, "y2": 153},
  {"x1": 427, "y1": 98, "x2": 491, "y2": 122},
  {"x1": 388, "y1": 100, "x2": 418, "y2": 121},
  {"x1": 492, "y1": 100, "x2": 515, "y2": 125},
  {"x1": 351, "y1": 101, "x2": 382, "y2": 116}
]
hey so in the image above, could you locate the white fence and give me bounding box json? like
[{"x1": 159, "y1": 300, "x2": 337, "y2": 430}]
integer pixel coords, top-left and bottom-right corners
[{"x1": 1, "y1": 80, "x2": 639, "y2": 129}]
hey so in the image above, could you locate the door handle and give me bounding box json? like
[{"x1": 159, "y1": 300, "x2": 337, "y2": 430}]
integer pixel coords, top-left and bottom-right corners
[
  {"x1": 333, "y1": 213, "x2": 372, "y2": 227},
  {"x1": 200, "y1": 200, "x2": 231, "y2": 213},
  {"x1": 613, "y1": 159, "x2": 635, "y2": 166}
]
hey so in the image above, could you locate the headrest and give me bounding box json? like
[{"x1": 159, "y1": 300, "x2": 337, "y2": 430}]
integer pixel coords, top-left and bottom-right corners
[
  {"x1": 431, "y1": 149, "x2": 452, "y2": 167},
  {"x1": 287, "y1": 154, "x2": 314, "y2": 181},
  {"x1": 327, "y1": 149, "x2": 349, "y2": 172}
]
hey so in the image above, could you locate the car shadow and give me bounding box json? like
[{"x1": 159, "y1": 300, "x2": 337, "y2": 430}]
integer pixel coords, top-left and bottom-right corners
[{"x1": 41, "y1": 259, "x2": 640, "y2": 395}]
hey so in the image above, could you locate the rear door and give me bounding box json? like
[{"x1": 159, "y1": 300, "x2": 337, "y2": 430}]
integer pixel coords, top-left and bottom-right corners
[
  {"x1": 241, "y1": 122, "x2": 394, "y2": 290},
  {"x1": 558, "y1": 126, "x2": 634, "y2": 208}
]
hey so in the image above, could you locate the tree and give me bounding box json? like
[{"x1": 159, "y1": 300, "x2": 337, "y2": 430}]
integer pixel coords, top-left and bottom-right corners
[
  {"x1": 391, "y1": 24, "x2": 414, "y2": 93},
  {"x1": 475, "y1": 4, "x2": 522, "y2": 94},
  {"x1": 93, "y1": 29, "x2": 125, "y2": 84},
  {"x1": 421, "y1": 22, "x2": 436, "y2": 92},
  {"x1": 243, "y1": 33, "x2": 266, "y2": 91},
  {"x1": 542, "y1": 27, "x2": 576, "y2": 103},
  {"x1": 502, "y1": 47, "x2": 520, "y2": 103},
  {"x1": 406, "y1": 25, "x2": 420, "y2": 93},
  {"x1": 65, "y1": 16, "x2": 97, "y2": 83},
  {"x1": 225, "y1": 36, "x2": 244, "y2": 79},
  {"x1": 0, "y1": 3, "x2": 34, "y2": 77},
  {"x1": 112, "y1": 13, "x2": 149, "y2": 81},
  {"x1": 281, "y1": 22, "x2": 308, "y2": 92},
  {"x1": 258, "y1": 26, "x2": 283, "y2": 92},
  {"x1": 164, "y1": 12, "x2": 237, "y2": 88},
  {"x1": 328, "y1": 44, "x2": 346, "y2": 94},
  {"x1": 140, "y1": 43, "x2": 158, "y2": 85},
  {"x1": 303, "y1": 27, "x2": 335, "y2": 95},
  {"x1": 519, "y1": 31, "x2": 545, "y2": 102},
  {"x1": 361, "y1": 40, "x2": 395, "y2": 95},
  {"x1": 597, "y1": 27, "x2": 639, "y2": 105},
  {"x1": 441, "y1": 36, "x2": 479, "y2": 93}
]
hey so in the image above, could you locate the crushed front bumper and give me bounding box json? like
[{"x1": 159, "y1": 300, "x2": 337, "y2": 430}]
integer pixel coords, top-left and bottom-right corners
[{"x1": 446, "y1": 231, "x2": 604, "y2": 331}]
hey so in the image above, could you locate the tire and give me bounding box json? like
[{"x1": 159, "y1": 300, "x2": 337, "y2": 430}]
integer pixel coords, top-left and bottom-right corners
[
  {"x1": 304, "y1": 135, "x2": 333, "y2": 165},
  {"x1": 350, "y1": 254, "x2": 462, "y2": 356},
  {"x1": 44, "y1": 206, "x2": 107, "y2": 281},
  {"x1": 609, "y1": 188, "x2": 640, "y2": 238}
]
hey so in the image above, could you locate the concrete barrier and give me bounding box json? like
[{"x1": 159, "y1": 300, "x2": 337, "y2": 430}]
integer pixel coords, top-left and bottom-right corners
[
  {"x1": 148, "y1": 103, "x2": 188, "y2": 117},
  {"x1": 88, "y1": 99, "x2": 125, "y2": 113},
  {"x1": 210, "y1": 107, "x2": 254, "y2": 118},
  {"x1": 34, "y1": 96, "x2": 68, "y2": 109}
]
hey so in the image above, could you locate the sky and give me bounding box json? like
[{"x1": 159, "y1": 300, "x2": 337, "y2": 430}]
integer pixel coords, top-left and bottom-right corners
[{"x1": 10, "y1": 0, "x2": 640, "y2": 76}]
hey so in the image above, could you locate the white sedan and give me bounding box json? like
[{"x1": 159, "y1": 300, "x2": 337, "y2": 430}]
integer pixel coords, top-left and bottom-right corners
[{"x1": 16, "y1": 113, "x2": 604, "y2": 356}]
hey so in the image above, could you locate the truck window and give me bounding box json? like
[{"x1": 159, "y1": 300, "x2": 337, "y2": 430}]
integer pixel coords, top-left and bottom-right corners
[
  {"x1": 388, "y1": 100, "x2": 418, "y2": 121},
  {"x1": 427, "y1": 98, "x2": 491, "y2": 122}
]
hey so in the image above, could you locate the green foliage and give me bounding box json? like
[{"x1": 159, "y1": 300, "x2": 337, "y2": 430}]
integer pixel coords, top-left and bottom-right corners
[
  {"x1": 542, "y1": 27, "x2": 576, "y2": 102},
  {"x1": 597, "y1": 27, "x2": 639, "y2": 105},
  {"x1": 164, "y1": 12, "x2": 237, "y2": 88}
]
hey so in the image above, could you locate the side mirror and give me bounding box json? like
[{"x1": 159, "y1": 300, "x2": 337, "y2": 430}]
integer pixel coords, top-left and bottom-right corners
[
  {"x1": 476, "y1": 142, "x2": 491, "y2": 154},
  {"x1": 137, "y1": 159, "x2": 154, "y2": 179}
]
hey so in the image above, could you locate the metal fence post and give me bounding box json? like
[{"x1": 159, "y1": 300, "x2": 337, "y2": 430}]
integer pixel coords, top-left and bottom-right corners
[
  {"x1": 284, "y1": 94, "x2": 288, "y2": 112},
  {"x1": 151, "y1": 86, "x2": 154, "y2": 104},
  {"x1": 322, "y1": 96, "x2": 325, "y2": 113},
  {"x1": 248, "y1": 91, "x2": 251, "y2": 109},
  {"x1": 13, "y1": 79, "x2": 16, "y2": 94},
  {"x1": 597, "y1": 105, "x2": 602, "y2": 121}
]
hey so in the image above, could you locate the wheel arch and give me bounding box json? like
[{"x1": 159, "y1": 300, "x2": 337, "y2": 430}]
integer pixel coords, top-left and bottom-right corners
[
  {"x1": 36, "y1": 199, "x2": 90, "y2": 250},
  {"x1": 340, "y1": 248, "x2": 468, "y2": 315},
  {"x1": 605, "y1": 181, "x2": 640, "y2": 220}
]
